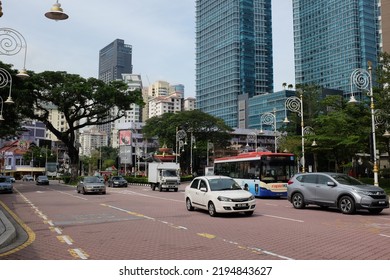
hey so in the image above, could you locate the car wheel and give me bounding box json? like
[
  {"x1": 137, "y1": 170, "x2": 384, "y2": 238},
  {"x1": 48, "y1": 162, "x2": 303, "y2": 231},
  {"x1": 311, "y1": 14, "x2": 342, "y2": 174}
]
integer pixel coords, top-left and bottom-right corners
[
  {"x1": 186, "y1": 198, "x2": 194, "y2": 211},
  {"x1": 368, "y1": 208, "x2": 383, "y2": 214},
  {"x1": 208, "y1": 202, "x2": 218, "y2": 217},
  {"x1": 82, "y1": 188, "x2": 87, "y2": 195},
  {"x1": 292, "y1": 193, "x2": 305, "y2": 209},
  {"x1": 77, "y1": 188, "x2": 80, "y2": 194},
  {"x1": 339, "y1": 196, "x2": 355, "y2": 214}
]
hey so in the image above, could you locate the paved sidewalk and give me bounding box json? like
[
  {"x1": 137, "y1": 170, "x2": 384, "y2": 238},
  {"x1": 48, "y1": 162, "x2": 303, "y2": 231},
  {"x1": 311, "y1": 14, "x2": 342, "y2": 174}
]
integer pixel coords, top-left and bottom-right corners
[{"x1": 0, "y1": 207, "x2": 16, "y2": 250}]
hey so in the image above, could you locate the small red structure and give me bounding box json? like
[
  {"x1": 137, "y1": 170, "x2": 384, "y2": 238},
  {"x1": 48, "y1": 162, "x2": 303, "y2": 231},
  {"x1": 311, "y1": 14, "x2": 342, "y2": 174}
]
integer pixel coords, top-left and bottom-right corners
[{"x1": 154, "y1": 147, "x2": 176, "y2": 162}]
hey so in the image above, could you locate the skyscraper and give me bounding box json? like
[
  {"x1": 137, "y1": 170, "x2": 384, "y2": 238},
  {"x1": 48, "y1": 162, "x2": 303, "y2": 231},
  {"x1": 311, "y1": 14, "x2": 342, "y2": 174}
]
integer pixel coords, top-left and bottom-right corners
[
  {"x1": 293, "y1": 0, "x2": 380, "y2": 95},
  {"x1": 99, "y1": 39, "x2": 133, "y2": 83},
  {"x1": 196, "y1": 0, "x2": 273, "y2": 128}
]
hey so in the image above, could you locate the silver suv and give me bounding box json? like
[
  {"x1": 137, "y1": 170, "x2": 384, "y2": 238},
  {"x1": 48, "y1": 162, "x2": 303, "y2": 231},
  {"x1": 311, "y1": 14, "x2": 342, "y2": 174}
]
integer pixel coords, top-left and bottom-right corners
[{"x1": 287, "y1": 172, "x2": 389, "y2": 214}]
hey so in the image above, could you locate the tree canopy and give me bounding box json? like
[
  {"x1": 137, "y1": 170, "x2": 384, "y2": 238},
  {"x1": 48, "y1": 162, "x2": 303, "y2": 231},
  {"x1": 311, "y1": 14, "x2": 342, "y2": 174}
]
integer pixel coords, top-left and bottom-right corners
[{"x1": 16, "y1": 70, "x2": 144, "y2": 179}]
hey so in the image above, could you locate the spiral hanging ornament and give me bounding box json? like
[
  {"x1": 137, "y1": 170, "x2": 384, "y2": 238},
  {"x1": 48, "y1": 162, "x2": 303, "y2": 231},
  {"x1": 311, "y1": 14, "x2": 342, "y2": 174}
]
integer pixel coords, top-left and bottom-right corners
[
  {"x1": 0, "y1": 28, "x2": 26, "y2": 56},
  {"x1": 261, "y1": 112, "x2": 275, "y2": 128},
  {"x1": 0, "y1": 68, "x2": 12, "y2": 88},
  {"x1": 285, "y1": 96, "x2": 302, "y2": 116},
  {"x1": 351, "y1": 68, "x2": 370, "y2": 90}
]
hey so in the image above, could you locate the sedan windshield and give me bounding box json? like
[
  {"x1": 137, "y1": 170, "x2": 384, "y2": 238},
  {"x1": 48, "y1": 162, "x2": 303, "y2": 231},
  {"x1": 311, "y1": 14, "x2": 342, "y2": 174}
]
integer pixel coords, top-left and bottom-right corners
[
  {"x1": 84, "y1": 177, "x2": 100, "y2": 183},
  {"x1": 208, "y1": 178, "x2": 241, "y2": 191}
]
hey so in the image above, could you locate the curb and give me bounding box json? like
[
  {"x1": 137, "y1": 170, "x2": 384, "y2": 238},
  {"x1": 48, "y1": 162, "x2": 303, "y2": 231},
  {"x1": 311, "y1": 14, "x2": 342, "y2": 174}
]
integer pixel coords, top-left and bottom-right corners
[{"x1": 0, "y1": 209, "x2": 16, "y2": 249}]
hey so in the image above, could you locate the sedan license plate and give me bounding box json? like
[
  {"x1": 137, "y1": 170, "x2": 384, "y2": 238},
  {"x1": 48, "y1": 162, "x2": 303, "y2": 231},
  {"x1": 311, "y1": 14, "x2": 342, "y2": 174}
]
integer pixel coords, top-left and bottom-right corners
[
  {"x1": 236, "y1": 203, "x2": 248, "y2": 208},
  {"x1": 378, "y1": 201, "x2": 385, "y2": 205}
]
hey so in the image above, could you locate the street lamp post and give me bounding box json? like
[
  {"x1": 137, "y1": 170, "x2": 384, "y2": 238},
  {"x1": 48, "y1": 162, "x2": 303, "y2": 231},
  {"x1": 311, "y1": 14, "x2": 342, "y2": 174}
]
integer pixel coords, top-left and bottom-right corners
[
  {"x1": 260, "y1": 108, "x2": 277, "y2": 152},
  {"x1": 284, "y1": 92, "x2": 305, "y2": 172},
  {"x1": 0, "y1": 28, "x2": 29, "y2": 78},
  {"x1": 349, "y1": 64, "x2": 379, "y2": 186},
  {"x1": 190, "y1": 132, "x2": 196, "y2": 176},
  {"x1": 175, "y1": 129, "x2": 187, "y2": 164}
]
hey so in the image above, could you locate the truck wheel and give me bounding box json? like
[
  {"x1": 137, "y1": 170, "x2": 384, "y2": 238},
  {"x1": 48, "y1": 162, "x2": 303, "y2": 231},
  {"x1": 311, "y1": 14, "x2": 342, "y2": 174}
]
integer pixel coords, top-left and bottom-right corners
[
  {"x1": 174, "y1": 188, "x2": 178, "y2": 192},
  {"x1": 151, "y1": 184, "x2": 156, "y2": 191},
  {"x1": 159, "y1": 184, "x2": 163, "y2": 192}
]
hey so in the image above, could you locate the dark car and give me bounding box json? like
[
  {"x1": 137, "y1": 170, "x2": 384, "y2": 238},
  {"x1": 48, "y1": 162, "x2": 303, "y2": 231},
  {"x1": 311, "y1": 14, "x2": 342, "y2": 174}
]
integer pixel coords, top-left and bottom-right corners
[
  {"x1": 77, "y1": 176, "x2": 106, "y2": 195},
  {"x1": 287, "y1": 172, "x2": 389, "y2": 214},
  {"x1": 108, "y1": 176, "x2": 128, "y2": 188},
  {"x1": 0, "y1": 176, "x2": 13, "y2": 193},
  {"x1": 36, "y1": 175, "x2": 50, "y2": 185}
]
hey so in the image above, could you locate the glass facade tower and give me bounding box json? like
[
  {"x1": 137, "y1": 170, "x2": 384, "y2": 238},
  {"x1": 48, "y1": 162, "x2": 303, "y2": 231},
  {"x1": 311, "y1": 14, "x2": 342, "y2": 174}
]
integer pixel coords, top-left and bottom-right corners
[
  {"x1": 293, "y1": 0, "x2": 380, "y2": 95},
  {"x1": 99, "y1": 39, "x2": 133, "y2": 84},
  {"x1": 196, "y1": 0, "x2": 273, "y2": 128}
]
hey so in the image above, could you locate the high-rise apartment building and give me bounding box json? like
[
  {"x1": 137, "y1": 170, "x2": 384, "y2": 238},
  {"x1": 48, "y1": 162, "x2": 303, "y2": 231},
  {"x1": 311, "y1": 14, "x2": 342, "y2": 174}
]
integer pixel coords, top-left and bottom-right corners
[
  {"x1": 196, "y1": 0, "x2": 273, "y2": 128},
  {"x1": 293, "y1": 0, "x2": 380, "y2": 95},
  {"x1": 98, "y1": 39, "x2": 133, "y2": 83}
]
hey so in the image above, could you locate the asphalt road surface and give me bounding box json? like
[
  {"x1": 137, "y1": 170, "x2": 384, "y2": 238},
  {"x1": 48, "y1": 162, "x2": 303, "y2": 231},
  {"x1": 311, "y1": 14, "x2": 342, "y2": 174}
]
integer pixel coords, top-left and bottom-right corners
[{"x1": 1, "y1": 180, "x2": 390, "y2": 260}]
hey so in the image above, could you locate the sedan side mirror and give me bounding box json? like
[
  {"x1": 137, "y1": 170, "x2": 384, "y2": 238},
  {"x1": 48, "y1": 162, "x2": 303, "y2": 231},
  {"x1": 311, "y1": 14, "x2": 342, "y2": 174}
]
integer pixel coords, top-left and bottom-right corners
[{"x1": 327, "y1": 181, "x2": 337, "y2": 187}]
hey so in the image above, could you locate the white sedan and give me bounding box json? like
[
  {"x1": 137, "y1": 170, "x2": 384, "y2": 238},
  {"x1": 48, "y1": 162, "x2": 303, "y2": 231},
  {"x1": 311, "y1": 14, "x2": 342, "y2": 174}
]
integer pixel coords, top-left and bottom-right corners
[{"x1": 185, "y1": 176, "x2": 256, "y2": 217}]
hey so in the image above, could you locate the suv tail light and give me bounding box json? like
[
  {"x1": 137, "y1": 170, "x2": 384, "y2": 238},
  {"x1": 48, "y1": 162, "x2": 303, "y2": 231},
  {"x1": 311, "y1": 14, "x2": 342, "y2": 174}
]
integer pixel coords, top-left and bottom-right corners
[{"x1": 287, "y1": 179, "x2": 294, "y2": 185}]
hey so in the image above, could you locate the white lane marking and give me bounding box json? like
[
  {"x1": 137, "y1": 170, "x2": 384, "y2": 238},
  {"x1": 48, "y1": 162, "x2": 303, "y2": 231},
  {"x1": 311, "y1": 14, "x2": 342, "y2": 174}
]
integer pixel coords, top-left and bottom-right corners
[
  {"x1": 69, "y1": 248, "x2": 88, "y2": 260},
  {"x1": 379, "y1": 234, "x2": 390, "y2": 238},
  {"x1": 250, "y1": 247, "x2": 294, "y2": 260},
  {"x1": 109, "y1": 189, "x2": 183, "y2": 203},
  {"x1": 263, "y1": 214, "x2": 304, "y2": 223}
]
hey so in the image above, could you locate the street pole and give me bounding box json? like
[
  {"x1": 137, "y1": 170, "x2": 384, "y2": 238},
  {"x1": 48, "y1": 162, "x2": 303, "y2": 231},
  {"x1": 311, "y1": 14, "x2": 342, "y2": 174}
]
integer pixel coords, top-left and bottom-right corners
[
  {"x1": 285, "y1": 92, "x2": 305, "y2": 172},
  {"x1": 368, "y1": 63, "x2": 379, "y2": 186}
]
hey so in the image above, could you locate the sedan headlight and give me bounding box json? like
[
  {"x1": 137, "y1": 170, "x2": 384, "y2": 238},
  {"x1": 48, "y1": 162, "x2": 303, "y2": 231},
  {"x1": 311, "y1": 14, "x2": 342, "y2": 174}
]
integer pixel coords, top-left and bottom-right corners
[
  {"x1": 249, "y1": 195, "x2": 255, "y2": 201},
  {"x1": 218, "y1": 196, "x2": 233, "y2": 202}
]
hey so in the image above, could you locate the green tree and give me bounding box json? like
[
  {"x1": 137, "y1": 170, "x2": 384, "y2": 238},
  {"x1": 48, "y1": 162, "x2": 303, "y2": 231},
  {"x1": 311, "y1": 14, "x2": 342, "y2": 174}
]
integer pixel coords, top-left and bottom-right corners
[
  {"x1": 17, "y1": 71, "x2": 144, "y2": 181},
  {"x1": 143, "y1": 110, "x2": 233, "y2": 174},
  {"x1": 375, "y1": 52, "x2": 390, "y2": 161}
]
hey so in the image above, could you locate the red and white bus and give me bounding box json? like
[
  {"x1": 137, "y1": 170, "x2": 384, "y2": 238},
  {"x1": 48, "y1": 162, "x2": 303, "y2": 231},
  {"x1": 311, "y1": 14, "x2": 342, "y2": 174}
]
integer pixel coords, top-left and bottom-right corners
[{"x1": 213, "y1": 151, "x2": 296, "y2": 197}]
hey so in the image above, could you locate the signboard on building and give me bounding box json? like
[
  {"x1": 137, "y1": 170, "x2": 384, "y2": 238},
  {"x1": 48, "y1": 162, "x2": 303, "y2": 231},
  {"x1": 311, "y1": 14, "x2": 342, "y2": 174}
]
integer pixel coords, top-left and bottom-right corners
[{"x1": 119, "y1": 130, "x2": 132, "y2": 146}]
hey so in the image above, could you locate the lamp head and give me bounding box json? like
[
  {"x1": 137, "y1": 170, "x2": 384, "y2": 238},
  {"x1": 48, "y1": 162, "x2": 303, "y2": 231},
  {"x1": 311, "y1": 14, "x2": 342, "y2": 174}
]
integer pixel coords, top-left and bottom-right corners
[
  {"x1": 383, "y1": 130, "x2": 390, "y2": 139},
  {"x1": 5, "y1": 96, "x2": 13, "y2": 104},
  {"x1": 45, "y1": 2, "x2": 69, "y2": 20},
  {"x1": 16, "y1": 68, "x2": 29, "y2": 79},
  {"x1": 348, "y1": 95, "x2": 358, "y2": 104}
]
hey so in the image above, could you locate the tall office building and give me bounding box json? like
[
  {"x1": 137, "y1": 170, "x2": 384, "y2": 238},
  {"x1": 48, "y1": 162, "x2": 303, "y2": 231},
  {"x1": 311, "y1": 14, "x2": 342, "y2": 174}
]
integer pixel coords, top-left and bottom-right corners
[
  {"x1": 293, "y1": 0, "x2": 380, "y2": 95},
  {"x1": 196, "y1": 0, "x2": 273, "y2": 128},
  {"x1": 98, "y1": 39, "x2": 133, "y2": 83}
]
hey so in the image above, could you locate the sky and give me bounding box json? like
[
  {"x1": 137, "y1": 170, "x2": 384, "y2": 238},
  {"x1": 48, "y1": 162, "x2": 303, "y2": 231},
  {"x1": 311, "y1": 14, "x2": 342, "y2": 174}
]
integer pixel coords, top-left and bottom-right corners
[{"x1": 1, "y1": 0, "x2": 294, "y2": 97}]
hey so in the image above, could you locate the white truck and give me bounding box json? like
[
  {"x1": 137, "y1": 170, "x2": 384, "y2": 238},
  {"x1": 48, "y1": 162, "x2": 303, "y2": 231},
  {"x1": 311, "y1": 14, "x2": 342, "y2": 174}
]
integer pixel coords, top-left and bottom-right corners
[{"x1": 148, "y1": 162, "x2": 180, "y2": 192}]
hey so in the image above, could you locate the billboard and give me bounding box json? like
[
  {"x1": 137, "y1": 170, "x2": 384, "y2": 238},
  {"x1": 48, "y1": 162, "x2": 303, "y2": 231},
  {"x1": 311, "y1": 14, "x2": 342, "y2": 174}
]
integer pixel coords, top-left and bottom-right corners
[{"x1": 119, "y1": 130, "x2": 132, "y2": 146}]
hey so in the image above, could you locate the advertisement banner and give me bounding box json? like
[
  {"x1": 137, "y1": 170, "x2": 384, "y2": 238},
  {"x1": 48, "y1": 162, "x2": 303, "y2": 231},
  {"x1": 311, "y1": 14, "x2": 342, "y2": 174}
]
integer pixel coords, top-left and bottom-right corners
[{"x1": 119, "y1": 130, "x2": 132, "y2": 146}]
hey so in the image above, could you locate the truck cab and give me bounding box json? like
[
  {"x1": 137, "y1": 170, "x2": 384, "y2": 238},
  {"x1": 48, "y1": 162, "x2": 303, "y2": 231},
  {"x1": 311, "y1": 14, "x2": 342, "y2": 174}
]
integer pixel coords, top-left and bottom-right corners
[{"x1": 148, "y1": 162, "x2": 180, "y2": 192}]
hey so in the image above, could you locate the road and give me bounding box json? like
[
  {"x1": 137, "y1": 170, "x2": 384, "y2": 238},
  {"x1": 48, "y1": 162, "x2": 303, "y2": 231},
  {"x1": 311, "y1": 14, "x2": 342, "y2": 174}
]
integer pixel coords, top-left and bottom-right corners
[{"x1": 0, "y1": 180, "x2": 390, "y2": 260}]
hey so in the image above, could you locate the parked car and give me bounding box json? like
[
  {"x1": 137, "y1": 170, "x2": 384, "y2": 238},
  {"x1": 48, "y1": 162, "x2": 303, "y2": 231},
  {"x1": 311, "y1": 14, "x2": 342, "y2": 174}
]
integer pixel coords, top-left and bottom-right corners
[
  {"x1": 108, "y1": 176, "x2": 128, "y2": 188},
  {"x1": 185, "y1": 175, "x2": 256, "y2": 217},
  {"x1": 7, "y1": 176, "x2": 15, "y2": 183},
  {"x1": 0, "y1": 176, "x2": 13, "y2": 193},
  {"x1": 287, "y1": 172, "x2": 389, "y2": 214},
  {"x1": 36, "y1": 175, "x2": 49, "y2": 185},
  {"x1": 22, "y1": 175, "x2": 34, "y2": 181},
  {"x1": 77, "y1": 176, "x2": 106, "y2": 195}
]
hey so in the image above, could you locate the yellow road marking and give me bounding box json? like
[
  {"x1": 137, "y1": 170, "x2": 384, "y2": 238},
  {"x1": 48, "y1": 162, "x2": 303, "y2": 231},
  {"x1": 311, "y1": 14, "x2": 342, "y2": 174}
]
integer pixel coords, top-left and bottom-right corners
[{"x1": 0, "y1": 200, "x2": 36, "y2": 257}]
